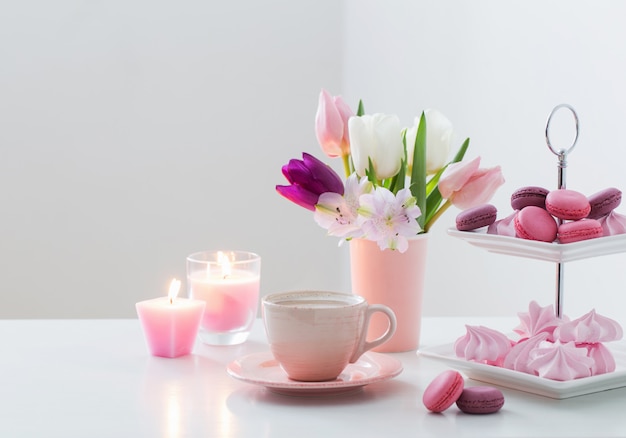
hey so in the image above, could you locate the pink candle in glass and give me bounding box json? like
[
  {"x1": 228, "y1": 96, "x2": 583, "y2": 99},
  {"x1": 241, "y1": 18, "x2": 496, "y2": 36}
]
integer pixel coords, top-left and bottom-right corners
[
  {"x1": 187, "y1": 250, "x2": 261, "y2": 346},
  {"x1": 136, "y1": 279, "x2": 205, "y2": 358},
  {"x1": 188, "y1": 270, "x2": 259, "y2": 331}
]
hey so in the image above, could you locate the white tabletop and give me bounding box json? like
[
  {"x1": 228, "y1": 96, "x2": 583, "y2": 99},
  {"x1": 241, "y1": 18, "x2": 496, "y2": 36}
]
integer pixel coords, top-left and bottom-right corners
[{"x1": 1, "y1": 317, "x2": 625, "y2": 438}]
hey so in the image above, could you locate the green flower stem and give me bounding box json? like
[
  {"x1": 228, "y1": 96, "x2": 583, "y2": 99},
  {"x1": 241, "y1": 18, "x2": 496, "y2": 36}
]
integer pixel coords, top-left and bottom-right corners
[
  {"x1": 342, "y1": 154, "x2": 351, "y2": 178},
  {"x1": 424, "y1": 199, "x2": 452, "y2": 233}
]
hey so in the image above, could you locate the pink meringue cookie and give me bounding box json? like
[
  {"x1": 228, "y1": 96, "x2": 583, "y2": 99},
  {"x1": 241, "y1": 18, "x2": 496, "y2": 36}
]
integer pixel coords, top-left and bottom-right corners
[
  {"x1": 514, "y1": 301, "x2": 563, "y2": 341},
  {"x1": 554, "y1": 309, "x2": 623, "y2": 344},
  {"x1": 454, "y1": 325, "x2": 512, "y2": 366},
  {"x1": 597, "y1": 210, "x2": 626, "y2": 236},
  {"x1": 527, "y1": 341, "x2": 594, "y2": 381},
  {"x1": 502, "y1": 332, "x2": 550, "y2": 374},
  {"x1": 585, "y1": 343, "x2": 617, "y2": 375},
  {"x1": 487, "y1": 211, "x2": 518, "y2": 237}
]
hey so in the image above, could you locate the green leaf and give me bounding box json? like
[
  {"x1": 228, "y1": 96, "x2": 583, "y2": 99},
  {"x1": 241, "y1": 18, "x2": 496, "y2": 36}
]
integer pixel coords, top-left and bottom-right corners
[
  {"x1": 451, "y1": 137, "x2": 470, "y2": 164},
  {"x1": 410, "y1": 112, "x2": 427, "y2": 228},
  {"x1": 388, "y1": 159, "x2": 406, "y2": 194},
  {"x1": 426, "y1": 168, "x2": 445, "y2": 195},
  {"x1": 424, "y1": 187, "x2": 443, "y2": 225},
  {"x1": 426, "y1": 137, "x2": 470, "y2": 200},
  {"x1": 423, "y1": 137, "x2": 471, "y2": 228},
  {"x1": 401, "y1": 128, "x2": 409, "y2": 162},
  {"x1": 365, "y1": 157, "x2": 378, "y2": 185},
  {"x1": 357, "y1": 100, "x2": 365, "y2": 117}
]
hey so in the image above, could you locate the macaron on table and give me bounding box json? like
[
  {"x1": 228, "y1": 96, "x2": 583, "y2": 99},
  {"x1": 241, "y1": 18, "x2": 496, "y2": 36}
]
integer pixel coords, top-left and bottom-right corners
[
  {"x1": 422, "y1": 370, "x2": 465, "y2": 412},
  {"x1": 430, "y1": 105, "x2": 626, "y2": 398},
  {"x1": 422, "y1": 370, "x2": 505, "y2": 414}
]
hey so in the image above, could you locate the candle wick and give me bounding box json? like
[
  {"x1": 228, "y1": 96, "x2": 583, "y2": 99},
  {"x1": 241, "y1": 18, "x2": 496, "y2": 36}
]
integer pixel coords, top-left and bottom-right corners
[
  {"x1": 170, "y1": 297, "x2": 173, "y2": 304},
  {"x1": 223, "y1": 274, "x2": 229, "y2": 280}
]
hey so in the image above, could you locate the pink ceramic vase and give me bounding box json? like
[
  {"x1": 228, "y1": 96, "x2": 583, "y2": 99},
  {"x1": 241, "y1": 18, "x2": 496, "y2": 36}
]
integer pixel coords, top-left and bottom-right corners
[{"x1": 349, "y1": 234, "x2": 428, "y2": 352}]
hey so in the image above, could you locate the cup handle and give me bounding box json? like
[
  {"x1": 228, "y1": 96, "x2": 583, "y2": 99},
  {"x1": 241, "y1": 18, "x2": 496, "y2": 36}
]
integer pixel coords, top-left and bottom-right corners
[{"x1": 349, "y1": 304, "x2": 397, "y2": 363}]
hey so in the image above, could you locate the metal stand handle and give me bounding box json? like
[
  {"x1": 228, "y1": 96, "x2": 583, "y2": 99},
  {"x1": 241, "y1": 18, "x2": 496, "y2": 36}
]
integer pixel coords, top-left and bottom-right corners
[{"x1": 545, "y1": 104, "x2": 580, "y2": 318}]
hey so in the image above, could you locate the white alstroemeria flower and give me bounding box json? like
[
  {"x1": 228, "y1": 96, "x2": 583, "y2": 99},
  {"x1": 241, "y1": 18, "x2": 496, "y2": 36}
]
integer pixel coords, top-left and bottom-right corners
[
  {"x1": 357, "y1": 187, "x2": 422, "y2": 252},
  {"x1": 348, "y1": 113, "x2": 404, "y2": 179},
  {"x1": 405, "y1": 109, "x2": 453, "y2": 175},
  {"x1": 314, "y1": 174, "x2": 373, "y2": 240}
]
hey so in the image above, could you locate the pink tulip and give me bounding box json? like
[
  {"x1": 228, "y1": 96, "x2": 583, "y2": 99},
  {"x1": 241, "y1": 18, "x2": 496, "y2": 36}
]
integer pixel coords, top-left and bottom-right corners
[
  {"x1": 439, "y1": 157, "x2": 505, "y2": 210},
  {"x1": 315, "y1": 89, "x2": 354, "y2": 158},
  {"x1": 438, "y1": 157, "x2": 481, "y2": 198}
]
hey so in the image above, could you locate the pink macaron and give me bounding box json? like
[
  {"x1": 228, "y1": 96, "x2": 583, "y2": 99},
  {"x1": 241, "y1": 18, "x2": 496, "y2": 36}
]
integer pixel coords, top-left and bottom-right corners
[
  {"x1": 511, "y1": 186, "x2": 549, "y2": 210},
  {"x1": 514, "y1": 206, "x2": 558, "y2": 242},
  {"x1": 558, "y1": 219, "x2": 604, "y2": 243},
  {"x1": 456, "y1": 204, "x2": 498, "y2": 231},
  {"x1": 422, "y1": 370, "x2": 464, "y2": 413},
  {"x1": 455, "y1": 386, "x2": 505, "y2": 414},
  {"x1": 545, "y1": 189, "x2": 591, "y2": 220},
  {"x1": 587, "y1": 187, "x2": 622, "y2": 219}
]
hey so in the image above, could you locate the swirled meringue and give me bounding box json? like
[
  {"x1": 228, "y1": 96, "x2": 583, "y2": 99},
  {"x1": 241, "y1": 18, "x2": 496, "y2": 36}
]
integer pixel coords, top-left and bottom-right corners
[
  {"x1": 513, "y1": 300, "x2": 563, "y2": 341},
  {"x1": 454, "y1": 325, "x2": 512, "y2": 366},
  {"x1": 554, "y1": 309, "x2": 623, "y2": 344},
  {"x1": 455, "y1": 302, "x2": 623, "y2": 381},
  {"x1": 597, "y1": 210, "x2": 626, "y2": 236},
  {"x1": 487, "y1": 211, "x2": 517, "y2": 237},
  {"x1": 502, "y1": 332, "x2": 550, "y2": 374},
  {"x1": 585, "y1": 343, "x2": 617, "y2": 375},
  {"x1": 527, "y1": 341, "x2": 594, "y2": 381}
]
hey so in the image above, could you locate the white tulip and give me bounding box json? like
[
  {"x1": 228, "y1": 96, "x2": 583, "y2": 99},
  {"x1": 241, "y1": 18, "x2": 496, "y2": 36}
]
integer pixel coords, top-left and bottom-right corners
[
  {"x1": 348, "y1": 113, "x2": 404, "y2": 179},
  {"x1": 405, "y1": 109, "x2": 453, "y2": 175}
]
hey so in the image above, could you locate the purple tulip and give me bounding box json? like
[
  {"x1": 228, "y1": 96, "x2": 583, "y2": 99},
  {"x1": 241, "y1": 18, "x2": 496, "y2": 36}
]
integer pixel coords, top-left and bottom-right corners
[{"x1": 276, "y1": 153, "x2": 345, "y2": 211}]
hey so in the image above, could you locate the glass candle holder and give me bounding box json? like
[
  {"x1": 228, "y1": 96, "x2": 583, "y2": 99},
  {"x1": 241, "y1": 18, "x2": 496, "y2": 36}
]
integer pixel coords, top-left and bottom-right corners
[{"x1": 186, "y1": 250, "x2": 261, "y2": 345}]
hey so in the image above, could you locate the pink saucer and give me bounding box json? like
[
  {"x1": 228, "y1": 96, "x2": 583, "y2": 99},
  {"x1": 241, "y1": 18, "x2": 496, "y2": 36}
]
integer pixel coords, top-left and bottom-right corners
[{"x1": 227, "y1": 351, "x2": 403, "y2": 396}]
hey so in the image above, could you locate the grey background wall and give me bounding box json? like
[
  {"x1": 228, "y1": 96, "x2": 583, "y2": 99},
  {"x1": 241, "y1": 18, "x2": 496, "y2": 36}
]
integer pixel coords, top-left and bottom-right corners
[
  {"x1": 2, "y1": 0, "x2": 626, "y2": 321},
  {"x1": 0, "y1": 0, "x2": 347, "y2": 318}
]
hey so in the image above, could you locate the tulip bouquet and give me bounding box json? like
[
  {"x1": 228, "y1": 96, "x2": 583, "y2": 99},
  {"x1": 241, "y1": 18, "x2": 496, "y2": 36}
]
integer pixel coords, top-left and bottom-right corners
[{"x1": 276, "y1": 89, "x2": 504, "y2": 253}]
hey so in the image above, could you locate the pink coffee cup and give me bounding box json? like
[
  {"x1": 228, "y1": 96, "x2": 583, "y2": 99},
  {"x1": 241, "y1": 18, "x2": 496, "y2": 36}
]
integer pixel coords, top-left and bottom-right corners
[{"x1": 262, "y1": 290, "x2": 397, "y2": 382}]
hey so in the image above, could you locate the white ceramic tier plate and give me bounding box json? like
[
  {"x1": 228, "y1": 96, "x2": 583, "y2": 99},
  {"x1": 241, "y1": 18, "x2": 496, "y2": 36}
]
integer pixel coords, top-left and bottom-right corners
[
  {"x1": 448, "y1": 228, "x2": 626, "y2": 263},
  {"x1": 419, "y1": 340, "x2": 626, "y2": 399},
  {"x1": 227, "y1": 351, "x2": 403, "y2": 397}
]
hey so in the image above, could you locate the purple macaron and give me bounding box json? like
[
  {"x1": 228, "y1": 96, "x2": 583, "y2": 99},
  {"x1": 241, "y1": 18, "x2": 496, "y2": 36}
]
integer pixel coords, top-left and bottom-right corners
[
  {"x1": 456, "y1": 204, "x2": 498, "y2": 231},
  {"x1": 455, "y1": 386, "x2": 505, "y2": 414},
  {"x1": 510, "y1": 186, "x2": 549, "y2": 210},
  {"x1": 587, "y1": 187, "x2": 622, "y2": 219}
]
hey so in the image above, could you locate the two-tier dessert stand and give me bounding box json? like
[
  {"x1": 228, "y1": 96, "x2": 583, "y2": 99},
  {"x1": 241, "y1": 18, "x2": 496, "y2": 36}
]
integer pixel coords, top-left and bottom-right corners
[{"x1": 448, "y1": 104, "x2": 626, "y2": 318}]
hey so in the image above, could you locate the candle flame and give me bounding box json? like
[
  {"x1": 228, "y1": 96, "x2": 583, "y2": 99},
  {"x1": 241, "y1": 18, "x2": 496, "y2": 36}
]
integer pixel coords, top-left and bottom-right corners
[
  {"x1": 168, "y1": 278, "x2": 181, "y2": 304},
  {"x1": 217, "y1": 251, "x2": 232, "y2": 278}
]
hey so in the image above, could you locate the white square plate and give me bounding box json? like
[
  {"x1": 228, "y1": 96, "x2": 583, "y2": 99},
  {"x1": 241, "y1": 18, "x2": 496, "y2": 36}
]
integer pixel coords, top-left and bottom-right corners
[
  {"x1": 419, "y1": 341, "x2": 626, "y2": 399},
  {"x1": 447, "y1": 228, "x2": 626, "y2": 263}
]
